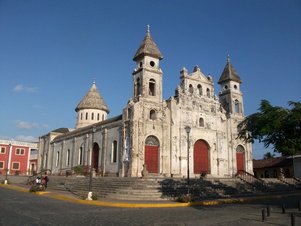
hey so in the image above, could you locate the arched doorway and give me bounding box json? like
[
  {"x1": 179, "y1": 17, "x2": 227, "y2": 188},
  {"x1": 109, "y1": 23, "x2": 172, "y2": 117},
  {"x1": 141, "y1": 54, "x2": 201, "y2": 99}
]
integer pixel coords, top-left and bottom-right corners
[
  {"x1": 236, "y1": 145, "x2": 245, "y2": 174},
  {"x1": 144, "y1": 136, "x2": 159, "y2": 173},
  {"x1": 92, "y1": 143, "x2": 100, "y2": 173},
  {"x1": 194, "y1": 139, "x2": 210, "y2": 174}
]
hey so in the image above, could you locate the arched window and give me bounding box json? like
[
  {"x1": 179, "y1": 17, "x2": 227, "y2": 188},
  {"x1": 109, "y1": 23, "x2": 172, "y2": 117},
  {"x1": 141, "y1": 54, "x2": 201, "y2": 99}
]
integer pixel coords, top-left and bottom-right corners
[
  {"x1": 78, "y1": 147, "x2": 83, "y2": 165},
  {"x1": 91, "y1": 112, "x2": 94, "y2": 120},
  {"x1": 97, "y1": 113, "x2": 100, "y2": 121},
  {"x1": 66, "y1": 149, "x2": 70, "y2": 166},
  {"x1": 206, "y1": 88, "x2": 210, "y2": 98},
  {"x1": 150, "y1": 110, "x2": 156, "y2": 120},
  {"x1": 56, "y1": 151, "x2": 60, "y2": 167},
  {"x1": 149, "y1": 79, "x2": 156, "y2": 96},
  {"x1": 197, "y1": 84, "x2": 202, "y2": 96},
  {"x1": 112, "y1": 140, "x2": 117, "y2": 163},
  {"x1": 102, "y1": 114, "x2": 105, "y2": 121},
  {"x1": 85, "y1": 112, "x2": 88, "y2": 120},
  {"x1": 136, "y1": 78, "x2": 141, "y2": 96},
  {"x1": 80, "y1": 113, "x2": 83, "y2": 120},
  {"x1": 235, "y1": 99, "x2": 240, "y2": 113},
  {"x1": 199, "y1": 118, "x2": 204, "y2": 127},
  {"x1": 189, "y1": 84, "x2": 194, "y2": 94}
]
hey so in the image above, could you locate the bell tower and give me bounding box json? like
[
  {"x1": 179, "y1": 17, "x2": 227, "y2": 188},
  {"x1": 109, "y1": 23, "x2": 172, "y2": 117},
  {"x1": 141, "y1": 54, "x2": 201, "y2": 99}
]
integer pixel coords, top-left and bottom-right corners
[
  {"x1": 132, "y1": 25, "x2": 163, "y2": 103},
  {"x1": 218, "y1": 55, "x2": 244, "y2": 116}
]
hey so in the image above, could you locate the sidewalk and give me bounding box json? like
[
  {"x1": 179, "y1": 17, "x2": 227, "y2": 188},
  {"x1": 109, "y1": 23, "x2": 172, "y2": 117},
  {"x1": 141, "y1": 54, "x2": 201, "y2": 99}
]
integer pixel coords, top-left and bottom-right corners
[{"x1": 1, "y1": 182, "x2": 301, "y2": 208}]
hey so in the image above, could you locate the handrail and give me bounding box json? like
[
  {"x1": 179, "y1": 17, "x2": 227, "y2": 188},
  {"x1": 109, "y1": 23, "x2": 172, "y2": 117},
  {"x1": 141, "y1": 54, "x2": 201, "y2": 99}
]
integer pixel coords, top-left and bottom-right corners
[{"x1": 236, "y1": 170, "x2": 267, "y2": 191}]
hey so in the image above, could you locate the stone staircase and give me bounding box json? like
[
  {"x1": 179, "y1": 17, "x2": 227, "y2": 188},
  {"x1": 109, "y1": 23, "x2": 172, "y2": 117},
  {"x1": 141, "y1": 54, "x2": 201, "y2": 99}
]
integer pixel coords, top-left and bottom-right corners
[
  {"x1": 63, "y1": 177, "x2": 164, "y2": 200},
  {"x1": 26, "y1": 175, "x2": 301, "y2": 201}
]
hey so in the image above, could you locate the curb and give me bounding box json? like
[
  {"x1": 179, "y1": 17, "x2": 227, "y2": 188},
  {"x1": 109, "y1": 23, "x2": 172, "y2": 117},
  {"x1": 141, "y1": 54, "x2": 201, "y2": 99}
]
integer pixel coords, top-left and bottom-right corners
[{"x1": 1, "y1": 184, "x2": 301, "y2": 208}]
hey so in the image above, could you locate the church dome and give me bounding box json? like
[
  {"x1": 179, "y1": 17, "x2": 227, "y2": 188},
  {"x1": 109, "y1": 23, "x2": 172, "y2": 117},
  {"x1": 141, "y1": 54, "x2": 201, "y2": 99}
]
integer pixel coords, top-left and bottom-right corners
[{"x1": 75, "y1": 82, "x2": 109, "y2": 113}]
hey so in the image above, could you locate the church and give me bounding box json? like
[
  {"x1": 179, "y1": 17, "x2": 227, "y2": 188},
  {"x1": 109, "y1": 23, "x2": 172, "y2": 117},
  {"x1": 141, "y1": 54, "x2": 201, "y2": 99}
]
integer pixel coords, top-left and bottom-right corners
[{"x1": 38, "y1": 27, "x2": 253, "y2": 178}]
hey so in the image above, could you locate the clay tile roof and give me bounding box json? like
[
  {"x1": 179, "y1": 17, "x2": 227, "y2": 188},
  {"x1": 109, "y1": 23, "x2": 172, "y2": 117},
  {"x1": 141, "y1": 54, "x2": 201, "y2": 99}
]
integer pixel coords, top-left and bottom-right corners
[
  {"x1": 133, "y1": 28, "x2": 163, "y2": 61},
  {"x1": 218, "y1": 56, "x2": 242, "y2": 84},
  {"x1": 253, "y1": 157, "x2": 292, "y2": 169},
  {"x1": 75, "y1": 82, "x2": 109, "y2": 113}
]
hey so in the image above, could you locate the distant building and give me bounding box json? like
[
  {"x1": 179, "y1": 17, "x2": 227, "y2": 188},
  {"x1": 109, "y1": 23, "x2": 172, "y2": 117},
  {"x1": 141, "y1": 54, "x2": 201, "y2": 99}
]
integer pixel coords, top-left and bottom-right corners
[
  {"x1": 38, "y1": 27, "x2": 253, "y2": 178},
  {"x1": 0, "y1": 139, "x2": 38, "y2": 175},
  {"x1": 253, "y1": 154, "x2": 301, "y2": 179}
]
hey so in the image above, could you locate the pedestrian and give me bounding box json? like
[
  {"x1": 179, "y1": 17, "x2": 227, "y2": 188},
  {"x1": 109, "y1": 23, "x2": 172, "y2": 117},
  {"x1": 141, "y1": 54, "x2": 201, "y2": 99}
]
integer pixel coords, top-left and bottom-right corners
[{"x1": 42, "y1": 172, "x2": 49, "y2": 189}]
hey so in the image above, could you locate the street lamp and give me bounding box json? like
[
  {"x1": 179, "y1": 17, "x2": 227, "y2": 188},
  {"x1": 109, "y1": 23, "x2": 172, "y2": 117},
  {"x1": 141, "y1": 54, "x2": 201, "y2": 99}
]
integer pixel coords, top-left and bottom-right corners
[
  {"x1": 185, "y1": 126, "x2": 191, "y2": 195},
  {"x1": 87, "y1": 127, "x2": 96, "y2": 200}
]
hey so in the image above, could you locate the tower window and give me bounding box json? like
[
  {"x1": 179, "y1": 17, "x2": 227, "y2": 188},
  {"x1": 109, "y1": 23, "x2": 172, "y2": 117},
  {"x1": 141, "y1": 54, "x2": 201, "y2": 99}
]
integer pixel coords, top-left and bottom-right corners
[
  {"x1": 150, "y1": 61, "x2": 155, "y2": 67},
  {"x1": 80, "y1": 113, "x2": 83, "y2": 120},
  {"x1": 234, "y1": 85, "x2": 238, "y2": 89},
  {"x1": 136, "y1": 78, "x2": 141, "y2": 96},
  {"x1": 92, "y1": 112, "x2": 94, "y2": 120},
  {"x1": 197, "y1": 84, "x2": 202, "y2": 96},
  {"x1": 206, "y1": 88, "x2": 210, "y2": 98},
  {"x1": 199, "y1": 118, "x2": 204, "y2": 127},
  {"x1": 97, "y1": 113, "x2": 100, "y2": 121},
  {"x1": 224, "y1": 85, "x2": 228, "y2": 90},
  {"x1": 102, "y1": 114, "x2": 105, "y2": 121},
  {"x1": 189, "y1": 84, "x2": 193, "y2": 94},
  {"x1": 235, "y1": 99, "x2": 240, "y2": 113},
  {"x1": 149, "y1": 79, "x2": 156, "y2": 96},
  {"x1": 139, "y1": 62, "x2": 143, "y2": 68},
  {"x1": 150, "y1": 110, "x2": 156, "y2": 120},
  {"x1": 86, "y1": 112, "x2": 88, "y2": 120}
]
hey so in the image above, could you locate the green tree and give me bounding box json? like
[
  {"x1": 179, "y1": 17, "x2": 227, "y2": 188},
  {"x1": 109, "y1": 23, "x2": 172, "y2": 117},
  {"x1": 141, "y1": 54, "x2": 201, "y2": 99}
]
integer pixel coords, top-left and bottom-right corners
[
  {"x1": 238, "y1": 100, "x2": 301, "y2": 156},
  {"x1": 263, "y1": 152, "x2": 275, "y2": 159}
]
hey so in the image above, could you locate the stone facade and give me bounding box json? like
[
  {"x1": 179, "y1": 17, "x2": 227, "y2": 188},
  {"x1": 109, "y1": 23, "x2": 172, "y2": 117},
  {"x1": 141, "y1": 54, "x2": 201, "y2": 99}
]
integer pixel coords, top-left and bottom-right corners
[{"x1": 38, "y1": 28, "x2": 253, "y2": 178}]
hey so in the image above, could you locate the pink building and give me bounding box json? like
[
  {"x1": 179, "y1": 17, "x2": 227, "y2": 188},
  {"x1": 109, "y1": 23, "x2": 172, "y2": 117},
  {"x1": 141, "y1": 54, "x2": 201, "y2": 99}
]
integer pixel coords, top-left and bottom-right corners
[{"x1": 0, "y1": 139, "x2": 38, "y2": 175}]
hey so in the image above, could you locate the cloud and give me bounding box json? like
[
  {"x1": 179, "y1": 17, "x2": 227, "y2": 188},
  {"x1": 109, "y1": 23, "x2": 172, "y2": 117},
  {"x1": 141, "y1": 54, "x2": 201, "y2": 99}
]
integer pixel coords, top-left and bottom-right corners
[
  {"x1": 16, "y1": 121, "x2": 39, "y2": 130},
  {"x1": 13, "y1": 84, "x2": 39, "y2": 93},
  {"x1": 15, "y1": 135, "x2": 38, "y2": 142}
]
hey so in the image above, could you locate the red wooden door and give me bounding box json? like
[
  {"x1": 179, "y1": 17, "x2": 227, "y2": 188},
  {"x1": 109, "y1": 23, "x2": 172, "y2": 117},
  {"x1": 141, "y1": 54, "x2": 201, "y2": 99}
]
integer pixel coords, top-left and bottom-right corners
[
  {"x1": 145, "y1": 145, "x2": 159, "y2": 173},
  {"x1": 236, "y1": 152, "x2": 245, "y2": 173},
  {"x1": 194, "y1": 140, "x2": 209, "y2": 174}
]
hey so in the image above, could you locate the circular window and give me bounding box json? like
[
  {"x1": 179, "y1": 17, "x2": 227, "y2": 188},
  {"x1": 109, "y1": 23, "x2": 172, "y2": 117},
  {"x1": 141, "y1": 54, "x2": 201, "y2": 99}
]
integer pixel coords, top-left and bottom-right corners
[
  {"x1": 150, "y1": 61, "x2": 155, "y2": 67},
  {"x1": 234, "y1": 85, "x2": 237, "y2": 89},
  {"x1": 224, "y1": 85, "x2": 228, "y2": 90}
]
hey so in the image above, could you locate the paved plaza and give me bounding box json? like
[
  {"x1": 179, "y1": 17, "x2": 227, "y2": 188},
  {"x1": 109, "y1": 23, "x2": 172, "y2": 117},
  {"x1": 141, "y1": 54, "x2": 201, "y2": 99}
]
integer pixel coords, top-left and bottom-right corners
[{"x1": 1, "y1": 184, "x2": 301, "y2": 225}]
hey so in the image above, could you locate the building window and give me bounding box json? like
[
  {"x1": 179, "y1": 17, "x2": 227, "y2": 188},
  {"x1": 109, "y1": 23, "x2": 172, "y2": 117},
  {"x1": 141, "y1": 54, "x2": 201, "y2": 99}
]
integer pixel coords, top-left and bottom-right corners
[
  {"x1": 56, "y1": 151, "x2": 60, "y2": 167},
  {"x1": 92, "y1": 112, "x2": 94, "y2": 120},
  {"x1": 197, "y1": 84, "x2": 202, "y2": 96},
  {"x1": 189, "y1": 84, "x2": 193, "y2": 94},
  {"x1": 136, "y1": 78, "x2": 141, "y2": 96},
  {"x1": 206, "y1": 88, "x2": 210, "y2": 98},
  {"x1": 78, "y1": 147, "x2": 83, "y2": 165},
  {"x1": 150, "y1": 110, "x2": 156, "y2": 120},
  {"x1": 199, "y1": 118, "x2": 204, "y2": 127},
  {"x1": 66, "y1": 149, "x2": 70, "y2": 166},
  {"x1": 0, "y1": 161, "x2": 4, "y2": 169},
  {"x1": 112, "y1": 140, "x2": 117, "y2": 163},
  {"x1": 12, "y1": 162, "x2": 20, "y2": 170},
  {"x1": 235, "y1": 99, "x2": 240, "y2": 113},
  {"x1": 97, "y1": 113, "x2": 100, "y2": 121},
  {"x1": 0, "y1": 147, "x2": 6, "y2": 154},
  {"x1": 86, "y1": 112, "x2": 88, "y2": 120},
  {"x1": 80, "y1": 113, "x2": 83, "y2": 120},
  {"x1": 102, "y1": 114, "x2": 105, "y2": 121},
  {"x1": 15, "y1": 148, "x2": 25, "y2": 155},
  {"x1": 149, "y1": 79, "x2": 156, "y2": 96}
]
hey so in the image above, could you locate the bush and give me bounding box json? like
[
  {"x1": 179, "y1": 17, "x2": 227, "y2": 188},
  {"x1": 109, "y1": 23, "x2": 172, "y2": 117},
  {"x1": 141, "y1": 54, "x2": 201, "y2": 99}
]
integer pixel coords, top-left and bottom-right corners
[{"x1": 72, "y1": 165, "x2": 85, "y2": 175}]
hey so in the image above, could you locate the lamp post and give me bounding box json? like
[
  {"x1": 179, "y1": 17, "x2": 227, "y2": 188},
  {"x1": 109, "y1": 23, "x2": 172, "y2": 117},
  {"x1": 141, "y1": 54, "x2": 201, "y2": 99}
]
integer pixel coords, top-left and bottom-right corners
[
  {"x1": 185, "y1": 126, "x2": 191, "y2": 195},
  {"x1": 87, "y1": 127, "x2": 96, "y2": 200}
]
